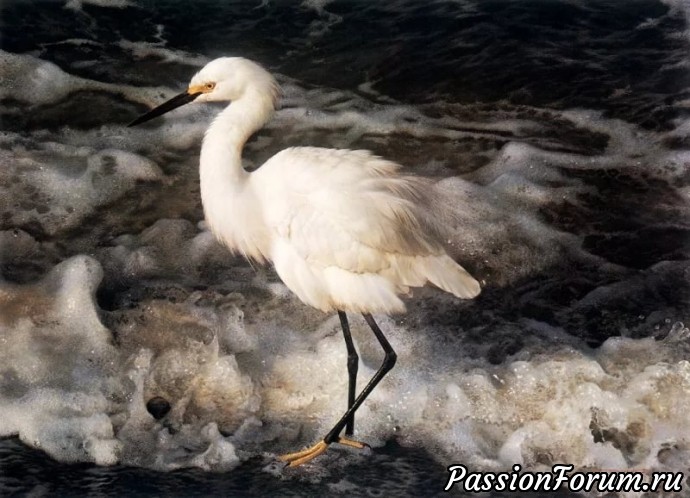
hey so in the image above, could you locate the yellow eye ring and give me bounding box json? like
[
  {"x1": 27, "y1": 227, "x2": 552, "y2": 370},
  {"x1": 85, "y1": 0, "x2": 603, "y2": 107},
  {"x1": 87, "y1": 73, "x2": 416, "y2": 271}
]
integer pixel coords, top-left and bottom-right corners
[{"x1": 205, "y1": 82, "x2": 216, "y2": 91}]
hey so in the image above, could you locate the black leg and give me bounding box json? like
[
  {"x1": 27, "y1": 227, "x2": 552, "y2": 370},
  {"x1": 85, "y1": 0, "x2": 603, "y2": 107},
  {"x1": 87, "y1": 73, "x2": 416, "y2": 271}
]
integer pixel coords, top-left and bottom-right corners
[
  {"x1": 324, "y1": 313, "x2": 397, "y2": 444},
  {"x1": 338, "y1": 311, "x2": 359, "y2": 436}
]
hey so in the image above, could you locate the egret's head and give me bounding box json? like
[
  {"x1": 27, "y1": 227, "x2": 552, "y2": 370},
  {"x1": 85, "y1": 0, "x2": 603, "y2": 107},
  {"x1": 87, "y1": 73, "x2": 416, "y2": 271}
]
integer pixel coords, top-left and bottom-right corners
[
  {"x1": 128, "y1": 57, "x2": 279, "y2": 127},
  {"x1": 189, "y1": 57, "x2": 278, "y2": 104}
]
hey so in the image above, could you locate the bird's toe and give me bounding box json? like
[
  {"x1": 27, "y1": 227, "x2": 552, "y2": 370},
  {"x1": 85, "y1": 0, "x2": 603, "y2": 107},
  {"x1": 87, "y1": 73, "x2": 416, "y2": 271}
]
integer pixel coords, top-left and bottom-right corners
[
  {"x1": 279, "y1": 440, "x2": 329, "y2": 468},
  {"x1": 278, "y1": 437, "x2": 370, "y2": 468}
]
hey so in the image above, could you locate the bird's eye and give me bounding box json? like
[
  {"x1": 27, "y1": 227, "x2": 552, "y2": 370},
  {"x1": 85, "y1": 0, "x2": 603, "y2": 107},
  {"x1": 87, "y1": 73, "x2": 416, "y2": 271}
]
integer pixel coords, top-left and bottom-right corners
[{"x1": 205, "y1": 82, "x2": 216, "y2": 91}]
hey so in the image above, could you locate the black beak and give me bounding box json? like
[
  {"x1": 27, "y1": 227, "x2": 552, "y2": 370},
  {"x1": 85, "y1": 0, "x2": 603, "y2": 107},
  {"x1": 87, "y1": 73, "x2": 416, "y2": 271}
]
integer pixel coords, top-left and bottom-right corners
[{"x1": 128, "y1": 91, "x2": 203, "y2": 127}]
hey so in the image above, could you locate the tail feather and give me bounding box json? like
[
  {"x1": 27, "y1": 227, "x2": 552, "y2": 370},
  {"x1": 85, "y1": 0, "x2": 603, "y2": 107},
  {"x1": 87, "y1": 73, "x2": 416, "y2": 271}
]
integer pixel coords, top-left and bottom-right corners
[{"x1": 423, "y1": 255, "x2": 481, "y2": 299}]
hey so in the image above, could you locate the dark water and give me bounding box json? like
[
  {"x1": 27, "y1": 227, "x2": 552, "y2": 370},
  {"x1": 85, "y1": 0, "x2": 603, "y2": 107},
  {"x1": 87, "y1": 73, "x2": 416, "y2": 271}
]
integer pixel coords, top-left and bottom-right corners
[
  {"x1": 2, "y1": 0, "x2": 688, "y2": 125},
  {"x1": 1, "y1": 0, "x2": 689, "y2": 496},
  {"x1": 0, "y1": 437, "x2": 445, "y2": 497},
  {"x1": 1, "y1": 437, "x2": 584, "y2": 497}
]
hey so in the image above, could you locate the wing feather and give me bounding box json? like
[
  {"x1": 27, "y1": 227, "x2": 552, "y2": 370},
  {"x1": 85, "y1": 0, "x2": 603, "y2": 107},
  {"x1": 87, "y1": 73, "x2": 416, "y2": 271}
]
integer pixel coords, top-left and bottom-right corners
[{"x1": 252, "y1": 147, "x2": 446, "y2": 274}]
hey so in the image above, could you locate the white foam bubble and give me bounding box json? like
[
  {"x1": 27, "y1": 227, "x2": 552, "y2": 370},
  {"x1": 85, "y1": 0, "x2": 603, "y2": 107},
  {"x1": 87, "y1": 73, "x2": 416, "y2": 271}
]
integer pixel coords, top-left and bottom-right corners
[
  {"x1": 2, "y1": 221, "x2": 689, "y2": 477},
  {"x1": 117, "y1": 40, "x2": 209, "y2": 67},
  {"x1": 0, "y1": 256, "x2": 120, "y2": 464},
  {"x1": 64, "y1": 0, "x2": 135, "y2": 11},
  {"x1": 0, "y1": 50, "x2": 162, "y2": 107},
  {"x1": 0, "y1": 138, "x2": 163, "y2": 236}
]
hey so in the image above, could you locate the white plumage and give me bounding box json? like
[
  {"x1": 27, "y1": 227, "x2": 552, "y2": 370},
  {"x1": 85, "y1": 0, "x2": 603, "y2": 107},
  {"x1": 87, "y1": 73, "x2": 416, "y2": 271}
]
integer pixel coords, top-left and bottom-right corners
[
  {"x1": 129, "y1": 56, "x2": 480, "y2": 467},
  {"x1": 255, "y1": 147, "x2": 480, "y2": 313},
  {"x1": 182, "y1": 57, "x2": 481, "y2": 314}
]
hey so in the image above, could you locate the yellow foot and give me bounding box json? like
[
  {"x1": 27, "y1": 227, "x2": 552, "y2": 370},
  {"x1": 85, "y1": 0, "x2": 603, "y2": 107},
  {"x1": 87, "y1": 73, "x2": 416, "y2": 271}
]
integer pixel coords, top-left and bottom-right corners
[{"x1": 279, "y1": 437, "x2": 370, "y2": 467}]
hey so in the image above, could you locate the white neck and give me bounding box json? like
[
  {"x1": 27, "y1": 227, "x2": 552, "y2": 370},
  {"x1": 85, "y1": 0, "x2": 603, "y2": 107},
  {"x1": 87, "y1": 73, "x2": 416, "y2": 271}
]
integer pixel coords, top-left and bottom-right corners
[
  {"x1": 199, "y1": 89, "x2": 275, "y2": 261},
  {"x1": 200, "y1": 89, "x2": 274, "y2": 185}
]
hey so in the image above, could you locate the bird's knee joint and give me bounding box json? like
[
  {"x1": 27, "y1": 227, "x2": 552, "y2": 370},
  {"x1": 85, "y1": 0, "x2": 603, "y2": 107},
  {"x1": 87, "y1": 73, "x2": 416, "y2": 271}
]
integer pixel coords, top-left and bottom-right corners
[
  {"x1": 347, "y1": 353, "x2": 359, "y2": 372},
  {"x1": 384, "y1": 351, "x2": 397, "y2": 370}
]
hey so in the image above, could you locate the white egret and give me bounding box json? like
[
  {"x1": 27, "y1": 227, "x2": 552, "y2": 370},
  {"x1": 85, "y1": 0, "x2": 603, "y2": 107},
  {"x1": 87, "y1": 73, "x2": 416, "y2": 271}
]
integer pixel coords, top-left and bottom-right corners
[{"x1": 129, "y1": 57, "x2": 480, "y2": 467}]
